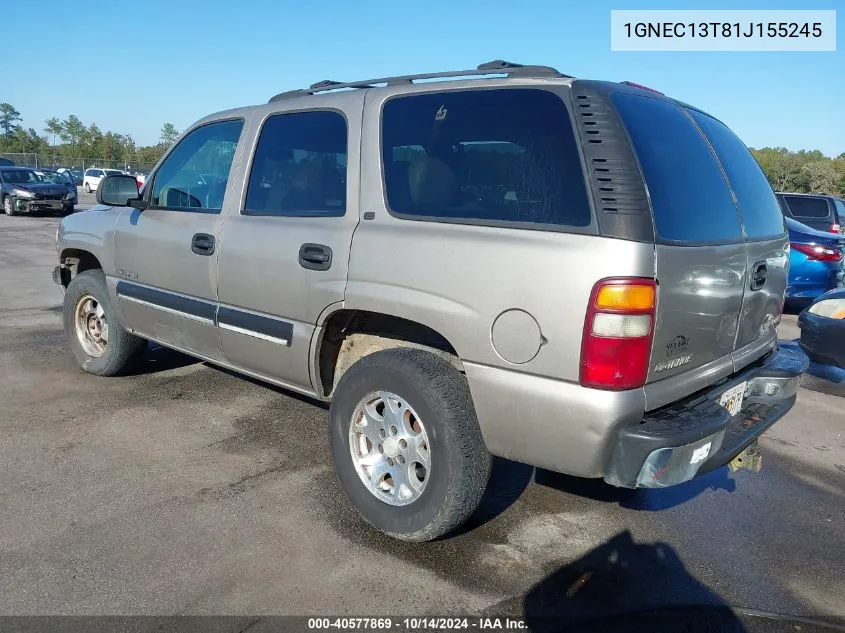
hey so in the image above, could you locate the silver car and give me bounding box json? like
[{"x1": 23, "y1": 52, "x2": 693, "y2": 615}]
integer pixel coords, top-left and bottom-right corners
[{"x1": 53, "y1": 61, "x2": 808, "y2": 541}]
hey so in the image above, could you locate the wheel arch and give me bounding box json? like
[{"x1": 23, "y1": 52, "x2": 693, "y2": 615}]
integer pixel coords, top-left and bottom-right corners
[
  {"x1": 314, "y1": 308, "x2": 462, "y2": 399},
  {"x1": 58, "y1": 248, "x2": 103, "y2": 287}
]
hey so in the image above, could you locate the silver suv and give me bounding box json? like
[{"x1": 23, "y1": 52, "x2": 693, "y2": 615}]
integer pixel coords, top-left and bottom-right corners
[{"x1": 53, "y1": 61, "x2": 807, "y2": 541}]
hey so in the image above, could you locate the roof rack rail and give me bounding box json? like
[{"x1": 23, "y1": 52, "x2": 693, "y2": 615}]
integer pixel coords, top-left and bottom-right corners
[{"x1": 268, "y1": 60, "x2": 570, "y2": 102}]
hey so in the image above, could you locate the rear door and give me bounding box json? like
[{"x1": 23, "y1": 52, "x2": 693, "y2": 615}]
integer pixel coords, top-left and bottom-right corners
[
  {"x1": 215, "y1": 92, "x2": 363, "y2": 391},
  {"x1": 612, "y1": 93, "x2": 746, "y2": 394},
  {"x1": 686, "y1": 108, "x2": 788, "y2": 367},
  {"x1": 611, "y1": 93, "x2": 787, "y2": 406},
  {"x1": 781, "y1": 194, "x2": 834, "y2": 232}
]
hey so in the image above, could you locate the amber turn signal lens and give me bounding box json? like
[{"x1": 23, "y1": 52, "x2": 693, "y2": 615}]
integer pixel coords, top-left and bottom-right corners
[{"x1": 595, "y1": 284, "x2": 655, "y2": 311}]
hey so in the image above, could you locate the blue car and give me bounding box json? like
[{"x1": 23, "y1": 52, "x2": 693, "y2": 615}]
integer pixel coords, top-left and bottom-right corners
[{"x1": 786, "y1": 217, "x2": 845, "y2": 303}]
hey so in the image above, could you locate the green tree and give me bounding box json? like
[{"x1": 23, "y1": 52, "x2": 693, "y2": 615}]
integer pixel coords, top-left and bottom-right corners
[
  {"x1": 62, "y1": 115, "x2": 86, "y2": 151},
  {"x1": 159, "y1": 122, "x2": 180, "y2": 146},
  {"x1": 802, "y1": 161, "x2": 838, "y2": 194},
  {"x1": 0, "y1": 103, "x2": 22, "y2": 139},
  {"x1": 44, "y1": 117, "x2": 63, "y2": 148}
]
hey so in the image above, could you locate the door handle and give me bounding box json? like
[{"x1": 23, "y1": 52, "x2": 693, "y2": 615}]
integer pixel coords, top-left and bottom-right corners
[
  {"x1": 299, "y1": 243, "x2": 332, "y2": 271},
  {"x1": 749, "y1": 261, "x2": 767, "y2": 291},
  {"x1": 191, "y1": 233, "x2": 215, "y2": 256}
]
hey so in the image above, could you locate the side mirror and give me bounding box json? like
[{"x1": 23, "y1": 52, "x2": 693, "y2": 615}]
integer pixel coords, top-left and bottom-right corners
[{"x1": 96, "y1": 175, "x2": 141, "y2": 207}]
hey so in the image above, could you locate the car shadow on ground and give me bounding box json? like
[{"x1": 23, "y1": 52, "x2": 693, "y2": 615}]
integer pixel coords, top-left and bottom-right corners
[
  {"x1": 457, "y1": 459, "x2": 736, "y2": 536},
  {"x1": 127, "y1": 343, "x2": 202, "y2": 375},
  {"x1": 534, "y1": 466, "x2": 737, "y2": 512},
  {"x1": 509, "y1": 529, "x2": 842, "y2": 632},
  {"x1": 516, "y1": 530, "x2": 748, "y2": 632}
]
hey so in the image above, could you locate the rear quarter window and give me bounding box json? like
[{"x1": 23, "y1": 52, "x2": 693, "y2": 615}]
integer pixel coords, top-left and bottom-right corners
[
  {"x1": 381, "y1": 88, "x2": 591, "y2": 229},
  {"x1": 611, "y1": 92, "x2": 742, "y2": 244},
  {"x1": 782, "y1": 195, "x2": 830, "y2": 219},
  {"x1": 686, "y1": 109, "x2": 785, "y2": 240}
]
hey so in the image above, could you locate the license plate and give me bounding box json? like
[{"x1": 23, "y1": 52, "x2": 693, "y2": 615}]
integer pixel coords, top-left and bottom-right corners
[{"x1": 719, "y1": 381, "x2": 747, "y2": 416}]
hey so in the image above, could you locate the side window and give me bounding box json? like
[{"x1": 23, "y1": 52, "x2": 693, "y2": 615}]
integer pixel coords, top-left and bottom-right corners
[
  {"x1": 381, "y1": 89, "x2": 591, "y2": 228},
  {"x1": 686, "y1": 109, "x2": 785, "y2": 239},
  {"x1": 96, "y1": 170, "x2": 104, "y2": 177},
  {"x1": 151, "y1": 119, "x2": 243, "y2": 212},
  {"x1": 244, "y1": 110, "x2": 347, "y2": 216}
]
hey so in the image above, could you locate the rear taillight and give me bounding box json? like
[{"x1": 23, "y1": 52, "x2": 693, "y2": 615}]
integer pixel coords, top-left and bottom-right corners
[
  {"x1": 580, "y1": 278, "x2": 656, "y2": 391},
  {"x1": 791, "y1": 242, "x2": 842, "y2": 263},
  {"x1": 831, "y1": 223, "x2": 841, "y2": 234}
]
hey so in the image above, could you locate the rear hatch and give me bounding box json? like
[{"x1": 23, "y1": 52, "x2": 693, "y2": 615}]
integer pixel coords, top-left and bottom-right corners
[
  {"x1": 780, "y1": 194, "x2": 837, "y2": 233},
  {"x1": 609, "y1": 91, "x2": 788, "y2": 408}
]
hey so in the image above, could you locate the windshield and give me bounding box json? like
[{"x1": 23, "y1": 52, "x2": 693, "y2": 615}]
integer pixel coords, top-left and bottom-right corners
[
  {"x1": 1, "y1": 169, "x2": 42, "y2": 184},
  {"x1": 39, "y1": 171, "x2": 62, "y2": 183}
]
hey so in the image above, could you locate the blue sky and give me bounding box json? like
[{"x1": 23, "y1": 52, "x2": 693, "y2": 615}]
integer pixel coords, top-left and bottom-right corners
[{"x1": 6, "y1": 0, "x2": 843, "y2": 155}]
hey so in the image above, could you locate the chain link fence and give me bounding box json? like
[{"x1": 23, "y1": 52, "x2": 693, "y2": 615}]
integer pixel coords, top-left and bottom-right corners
[{"x1": 0, "y1": 153, "x2": 156, "y2": 174}]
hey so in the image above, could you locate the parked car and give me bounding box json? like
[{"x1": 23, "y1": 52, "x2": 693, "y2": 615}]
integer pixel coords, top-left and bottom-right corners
[
  {"x1": 798, "y1": 288, "x2": 845, "y2": 368},
  {"x1": 778, "y1": 192, "x2": 844, "y2": 234},
  {"x1": 0, "y1": 157, "x2": 14, "y2": 167},
  {"x1": 785, "y1": 217, "x2": 844, "y2": 303},
  {"x1": 1, "y1": 166, "x2": 77, "y2": 215},
  {"x1": 35, "y1": 169, "x2": 78, "y2": 211},
  {"x1": 82, "y1": 167, "x2": 124, "y2": 192},
  {"x1": 57, "y1": 168, "x2": 84, "y2": 186},
  {"x1": 53, "y1": 60, "x2": 808, "y2": 541},
  {"x1": 134, "y1": 172, "x2": 147, "y2": 189}
]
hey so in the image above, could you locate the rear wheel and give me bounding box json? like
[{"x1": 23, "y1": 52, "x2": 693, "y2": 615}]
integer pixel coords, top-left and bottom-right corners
[
  {"x1": 329, "y1": 348, "x2": 491, "y2": 541},
  {"x1": 63, "y1": 269, "x2": 146, "y2": 376},
  {"x1": 83, "y1": 182, "x2": 90, "y2": 193}
]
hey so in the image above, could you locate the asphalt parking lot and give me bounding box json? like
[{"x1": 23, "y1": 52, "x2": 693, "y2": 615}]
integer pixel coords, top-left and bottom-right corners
[{"x1": 1, "y1": 194, "x2": 844, "y2": 625}]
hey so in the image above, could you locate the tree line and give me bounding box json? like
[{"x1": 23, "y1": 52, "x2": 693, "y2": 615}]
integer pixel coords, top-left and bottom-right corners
[
  {"x1": 0, "y1": 102, "x2": 179, "y2": 170},
  {"x1": 749, "y1": 147, "x2": 845, "y2": 197},
  {"x1": 2, "y1": 101, "x2": 843, "y2": 196}
]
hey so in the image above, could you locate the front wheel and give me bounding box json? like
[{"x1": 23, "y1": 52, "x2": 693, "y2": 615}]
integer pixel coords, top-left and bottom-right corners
[
  {"x1": 329, "y1": 348, "x2": 492, "y2": 541},
  {"x1": 83, "y1": 182, "x2": 90, "y2": 193},
  {"x1": 3, "y1": 196, "x2": 18, "y2": 216},
  {"x1": 61, "y1": 205, "x2": 75, "y2": 216},
  {"x1": 63, "y1": 269, "x2": 146, "y2": 376}
]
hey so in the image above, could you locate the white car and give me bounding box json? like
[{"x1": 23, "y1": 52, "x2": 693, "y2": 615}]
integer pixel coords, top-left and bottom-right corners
[{"x1": 82, "y1": 168, "x2": 124, "y2": 193}]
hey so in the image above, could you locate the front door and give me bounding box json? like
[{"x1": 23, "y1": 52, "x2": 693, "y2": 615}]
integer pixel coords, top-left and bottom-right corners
[
  {"x1": 215, "y1": 93, "x2": 364, "y2": 390},
  {"x1": 112, "y1": 118, "x2": 247, "y2": 361}
]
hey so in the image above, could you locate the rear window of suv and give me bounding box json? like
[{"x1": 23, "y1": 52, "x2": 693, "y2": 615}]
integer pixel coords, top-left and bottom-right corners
[
  {"x1": 611, "y1": 93, "x2": 742, "y2": 244},
  {"x1": 686, "y1": 109, "x2": 785, "y2": 240},
  {"x1": 381, "y1": 88, "x2": 591, "y2": 229},
  {"x1": 782, "y1": 195, "x2": 830, "y2": 219}
]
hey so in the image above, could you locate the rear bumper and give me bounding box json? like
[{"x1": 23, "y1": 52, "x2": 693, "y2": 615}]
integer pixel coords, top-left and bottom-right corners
[
  {"x1": 798, "y1": 310, "x2": 845, "y2": 369},
  {"x1": 604, "y1": 344, "x2": 808, "y2": 488}
]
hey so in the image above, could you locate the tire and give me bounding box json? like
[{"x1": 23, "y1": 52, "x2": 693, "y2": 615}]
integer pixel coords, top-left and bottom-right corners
[
  {"x1": 3, "y1": 195, "x2": 18, "y2": 216},
  {"x1": 61, "y1": 205, "x2": 74, "y2": 216},
  {"x1": 63, "y1": 269, "x2": 146, "y2": 376},
  {"x1": 329, "y1": 348, "x2": 491, "y2": 541},
  {"x1": 83, "y1": 182, "x2": 90, "y2": 193}
]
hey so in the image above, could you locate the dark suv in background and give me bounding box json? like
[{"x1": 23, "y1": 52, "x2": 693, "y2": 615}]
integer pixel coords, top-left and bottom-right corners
[{"x1": 777, "y1": 192, "x2": 845, "y2": 234}]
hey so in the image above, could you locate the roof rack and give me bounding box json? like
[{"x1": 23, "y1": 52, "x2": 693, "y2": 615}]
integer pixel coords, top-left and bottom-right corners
[{"x1": 269, "y1": 60, "x2": 570, "y2": 102}]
